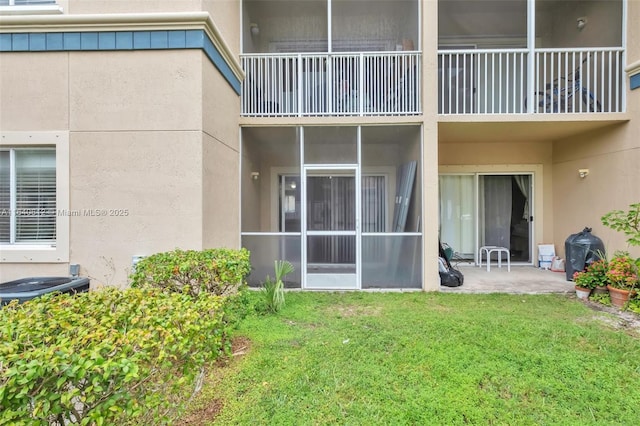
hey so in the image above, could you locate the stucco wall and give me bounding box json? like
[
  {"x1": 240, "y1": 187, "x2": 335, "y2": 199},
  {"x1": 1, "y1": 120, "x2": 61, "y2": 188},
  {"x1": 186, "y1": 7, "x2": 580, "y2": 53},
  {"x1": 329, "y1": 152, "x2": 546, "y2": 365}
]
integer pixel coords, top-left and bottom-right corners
[
  {"x1": 70, "y1": 50, "x2": 202, "y2": 131},
  {"x1": 202, "y1": 133, "x2": 240, "y2": 249},
  {"x1": 552, "y1": 123, "x2": 639, "y2": 258},
  {"x1": 541, "y1": 0, "x2": 622, "y2": 48},
  {"x1": 203, "y1": 0, "x2": 240, "y2": 56},
  {"x1": 0, "y1": 53, "x2": 69, "y2": 130},
  {"x1": 66, "y1": 0, "x2": 202, "y2": 14},
  {"x1": 551, "y1": 0, "x2": 639, "y2": 259},
  {"x1": 70, "y1": 132, "x2": 204, "y2": 287},
  {"x1": 201, "y1": 54, "x2": 241, "y2": 248},
  {"x1": 0, "y1": 44, "x2": 241, "y2": 284},
  {"x1": 439, "y1": 141, "x2": 554, "y2": 252}
]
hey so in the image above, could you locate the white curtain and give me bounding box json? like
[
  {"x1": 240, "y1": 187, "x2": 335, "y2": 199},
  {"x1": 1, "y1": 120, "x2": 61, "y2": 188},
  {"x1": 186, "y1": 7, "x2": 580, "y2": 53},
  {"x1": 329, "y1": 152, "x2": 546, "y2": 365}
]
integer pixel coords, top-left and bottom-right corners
[
  {"x1": 513, "y1": 175, "x2": 530, "y2": 219},
  {"x1": 439, "y1": 175, "x2": 474, "y2": 255}
]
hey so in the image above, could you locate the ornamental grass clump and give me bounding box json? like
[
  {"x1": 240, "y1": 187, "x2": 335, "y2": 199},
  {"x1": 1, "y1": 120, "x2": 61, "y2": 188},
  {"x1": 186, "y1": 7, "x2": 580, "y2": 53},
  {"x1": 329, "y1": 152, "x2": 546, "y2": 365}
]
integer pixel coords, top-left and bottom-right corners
[{"x1": 262, "y1": 260, "x2": 294, "y2": 313}]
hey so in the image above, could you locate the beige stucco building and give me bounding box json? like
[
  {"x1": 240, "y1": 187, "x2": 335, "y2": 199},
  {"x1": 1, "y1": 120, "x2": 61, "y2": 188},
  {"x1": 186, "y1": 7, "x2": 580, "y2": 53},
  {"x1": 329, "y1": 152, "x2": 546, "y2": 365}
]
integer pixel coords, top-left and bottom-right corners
[{"x1": 1, "y1": 0, "x2": 638, "y2": 291}]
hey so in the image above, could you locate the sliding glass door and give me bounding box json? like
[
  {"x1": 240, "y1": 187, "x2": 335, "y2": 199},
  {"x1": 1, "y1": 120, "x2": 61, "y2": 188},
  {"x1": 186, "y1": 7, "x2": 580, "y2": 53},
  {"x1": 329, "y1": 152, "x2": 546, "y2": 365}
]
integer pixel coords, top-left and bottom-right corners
[
  {"x1": 439, "y1": 173, "x2": 532, "y2": 263},
  {"x1": 439, "y1": 174, "x2": 475, "y2": 259}
]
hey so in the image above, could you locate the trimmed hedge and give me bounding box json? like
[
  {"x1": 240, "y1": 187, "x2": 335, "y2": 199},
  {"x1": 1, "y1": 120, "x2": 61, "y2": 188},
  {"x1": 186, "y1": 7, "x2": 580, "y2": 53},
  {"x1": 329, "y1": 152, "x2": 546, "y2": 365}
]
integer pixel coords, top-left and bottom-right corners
[
  {"x1": 0, "y1": 288, "x2": 229, "y2": 425},
  {"x1": 130, "y1": 248, "x2": 251, "y2": 297}
]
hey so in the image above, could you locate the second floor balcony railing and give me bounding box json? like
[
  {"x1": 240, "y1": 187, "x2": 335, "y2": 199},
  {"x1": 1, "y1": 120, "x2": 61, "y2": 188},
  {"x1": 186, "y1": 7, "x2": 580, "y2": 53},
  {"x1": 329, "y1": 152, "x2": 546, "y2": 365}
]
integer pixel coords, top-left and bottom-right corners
[
  {"x1": 438, "y1": 47, "x2": 625, "y2": 115},
  {"x1": 241, "y1": 48, "x2": 624, "y2": 117},
  {"x1": 241, "y1": 52, "x2": 422, "y2": 117}
]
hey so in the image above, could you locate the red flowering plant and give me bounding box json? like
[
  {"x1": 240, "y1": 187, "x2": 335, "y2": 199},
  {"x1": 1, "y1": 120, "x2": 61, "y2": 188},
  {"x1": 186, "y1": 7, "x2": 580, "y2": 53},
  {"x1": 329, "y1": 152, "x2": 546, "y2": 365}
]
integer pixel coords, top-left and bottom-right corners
[
  {"x1": 573, "y1": 259, "x2": 608, "y2": 290},
  {"x1": 605, "y1": 252, "x2": 639, "y2": 291}
]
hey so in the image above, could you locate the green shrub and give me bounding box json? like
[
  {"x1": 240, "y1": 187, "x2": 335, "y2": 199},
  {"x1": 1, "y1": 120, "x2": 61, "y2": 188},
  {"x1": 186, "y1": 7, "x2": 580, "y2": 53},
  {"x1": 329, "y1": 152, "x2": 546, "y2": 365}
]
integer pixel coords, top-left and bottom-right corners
[
  {"x1": 222, "y1": 284, "x2": 259, "y2": 328},
  {"x1": 0, "y1": 288, "x2": 228, "y2": 425},
  {"x1": 589, "y1": 292, "x2": 612, "y2": 306},
  {"x1": 601, "y1": 203, "x2": 640, "y2": 247},
  {"x1": 130, "y1": 248, "x2": 251, "y2": 297}
]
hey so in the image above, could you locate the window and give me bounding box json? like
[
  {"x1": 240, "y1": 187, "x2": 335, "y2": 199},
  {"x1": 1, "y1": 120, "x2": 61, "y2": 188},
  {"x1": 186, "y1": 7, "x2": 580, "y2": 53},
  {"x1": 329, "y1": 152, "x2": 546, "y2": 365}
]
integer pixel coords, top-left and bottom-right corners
[
  {"x1": 1, "y1": 132, "x2": 69, "y2": 263},
  {"x1": 1, "y1": 148, "x2": 56, "y2": 244},
  {"x1": 0, "y1": 1, "x2": 56, "y2": 6},
  {"x1": 0, "y1": 0, "x2": 62, "y2": 15}
]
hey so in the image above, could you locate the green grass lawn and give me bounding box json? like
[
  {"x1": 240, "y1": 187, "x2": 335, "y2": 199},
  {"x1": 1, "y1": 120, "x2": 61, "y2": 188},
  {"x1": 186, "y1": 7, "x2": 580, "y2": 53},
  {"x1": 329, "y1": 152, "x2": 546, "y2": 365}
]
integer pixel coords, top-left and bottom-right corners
[{"x1": 188, "y1": 292, "x2": 640, "y2": 425}]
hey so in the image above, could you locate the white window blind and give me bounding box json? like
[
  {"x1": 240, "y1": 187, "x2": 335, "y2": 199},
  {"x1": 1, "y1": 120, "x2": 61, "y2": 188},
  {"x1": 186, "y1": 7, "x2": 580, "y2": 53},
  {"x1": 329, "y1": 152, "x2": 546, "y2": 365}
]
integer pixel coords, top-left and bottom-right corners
[
  {"x1": 0, "y1": 148, "x2": 56, "y2": 244},
  {"x1": 0, "y1": 151, "x2": 9, "y2": 242}
]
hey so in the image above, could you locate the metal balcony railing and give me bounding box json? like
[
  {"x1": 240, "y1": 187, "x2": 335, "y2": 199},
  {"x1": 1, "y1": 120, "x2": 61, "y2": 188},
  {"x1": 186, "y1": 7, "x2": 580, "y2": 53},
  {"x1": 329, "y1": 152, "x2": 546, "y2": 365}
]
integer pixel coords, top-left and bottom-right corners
[
  {"x1": 241, "y1": 48, "x2": 623, "y2": 117},
  {"x1": 241, "y1": 52, "x2": 421, "y2": 117},
  {"x1": 438, "y1": 47, "x2": 625, "y2": 114}
]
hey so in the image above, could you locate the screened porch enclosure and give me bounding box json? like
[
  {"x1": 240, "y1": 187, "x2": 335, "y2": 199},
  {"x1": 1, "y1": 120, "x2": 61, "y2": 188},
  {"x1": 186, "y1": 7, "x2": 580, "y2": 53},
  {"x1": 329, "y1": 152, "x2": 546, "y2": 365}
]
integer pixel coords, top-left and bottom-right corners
[
  {"x1": 241, "y1": 125, "x2": 423, "y2": 290},
  {"x1": 241, "y1": 0, "x2": 421, "y2": 116},
  {"x1": 438, "y1": 0, "x2": 624, "y2": 114}
]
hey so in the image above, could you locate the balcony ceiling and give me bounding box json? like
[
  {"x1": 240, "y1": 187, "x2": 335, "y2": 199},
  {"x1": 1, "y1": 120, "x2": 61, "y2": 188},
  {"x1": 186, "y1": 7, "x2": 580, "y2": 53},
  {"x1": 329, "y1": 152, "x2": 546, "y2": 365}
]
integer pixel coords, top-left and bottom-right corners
[{"x1": 438, "y1": 116, "x2": 629, "y2": 144}]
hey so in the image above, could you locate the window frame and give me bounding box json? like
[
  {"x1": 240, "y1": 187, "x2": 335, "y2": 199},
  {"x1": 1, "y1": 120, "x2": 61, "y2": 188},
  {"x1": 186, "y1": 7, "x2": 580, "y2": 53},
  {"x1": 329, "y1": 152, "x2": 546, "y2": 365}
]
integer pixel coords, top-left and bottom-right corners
[
  {"x1": 0, "y1": 0, "x2": 62, "y2": 15},
  {"x1": 0, "y1": 132, "x2": 69, "y2": 263}
]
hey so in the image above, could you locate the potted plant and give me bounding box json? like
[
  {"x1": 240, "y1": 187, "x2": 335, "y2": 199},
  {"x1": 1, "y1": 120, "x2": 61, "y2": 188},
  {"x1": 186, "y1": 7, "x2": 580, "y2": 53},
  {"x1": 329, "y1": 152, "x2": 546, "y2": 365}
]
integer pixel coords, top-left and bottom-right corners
[
  {"x1": 587, "y1": 258, "x2": 609, "y2": 295},
  {"x1": 605, "y1": 252, "x2": 639, "y2": 308},
  {"x1": 572, "y1": 269, "x2": 595, "y2": 300}
]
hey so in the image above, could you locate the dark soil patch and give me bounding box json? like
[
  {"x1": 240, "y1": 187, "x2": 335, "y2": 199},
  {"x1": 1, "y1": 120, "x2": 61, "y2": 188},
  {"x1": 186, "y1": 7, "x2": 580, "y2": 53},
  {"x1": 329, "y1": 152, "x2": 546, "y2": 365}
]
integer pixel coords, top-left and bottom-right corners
[
  {"x1": 179, "y1": 399, "x2": 224, "y2": 425},
  {"x1": 582, "y1": 299, "x2": 640, "y2": 336},
  {"x1": 176, "y1": 336, "x2": 251, "y2": 425}
]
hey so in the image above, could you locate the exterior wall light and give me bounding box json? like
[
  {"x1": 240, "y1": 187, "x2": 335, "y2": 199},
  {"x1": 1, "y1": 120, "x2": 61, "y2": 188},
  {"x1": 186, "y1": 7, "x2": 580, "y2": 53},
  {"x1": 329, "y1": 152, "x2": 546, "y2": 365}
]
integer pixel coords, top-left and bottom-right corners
[
  {"x1": 577, "y1": 17, "x2": 587, "y2": 30},
  {"x1": 250, "y1": 23, "x2": 260, "y2": 36},
  {"x1": 578, "y1": 168, "x2": 589, "y2": 178}
]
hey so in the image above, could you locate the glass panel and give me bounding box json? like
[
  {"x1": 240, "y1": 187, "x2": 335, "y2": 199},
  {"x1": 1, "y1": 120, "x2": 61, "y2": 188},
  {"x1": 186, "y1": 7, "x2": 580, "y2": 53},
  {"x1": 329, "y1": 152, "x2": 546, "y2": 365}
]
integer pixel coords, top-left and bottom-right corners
[
  {"x1": 361, "y1": 176, "x2": 386, "y2": 232},
  {"x1": 304, "y1": 126, "x2": 357, "y2": 164},
  {"x1": 362, "y1": 235, "x2": 421, "y2": 289},
  {"x1": 243, "y1": 0, "x2": 328, "y2": 54},
  {"x1": 241, "y1": 127, "x2": 299, "y2": 232},
  {"x1": 536, "y1": 0, "x2": 622, "y2": 48},
  {"x1": 332, "y1": 0, "x2": 419, "y2": 52},
  {"x1": 15, "y1": 149, "x2": 56, "y2": 243},
  {"x1": 361, "y1": 125, "x2": 421, "y2": 233},
  {"x1": 439, "y1": 175, "x2": 475, "y2": 257},
  {"x1": 307, "y1": 235, "x2": 355, "y2": 271},
  {"x1": 511, "y1": 175, "x2": 531, "y2": 262},
  {"x1": 0, "y1": 151, "x2": 9, "y2": 243},
  {"x1": 242, "y1": 234, "x2": 301, "y2": 288},
  {"x1": 279, "y1": 175, "x2": 301, "y2": 232},
  {"x1": 1, "y1": 1, "x2": 56, "y2": 5},
  {"x1": 479, "y1": 175, "x2": 512, "y2": 249},
  {"x1": 306, "y1": 174, "x2": 355, "y2": 231},
  {"x1": 439, "y1": 0, "x2": 527, "y2": 47},
  {"x1": 305, "y1": 168, "x2": 356, "y2": 284}
]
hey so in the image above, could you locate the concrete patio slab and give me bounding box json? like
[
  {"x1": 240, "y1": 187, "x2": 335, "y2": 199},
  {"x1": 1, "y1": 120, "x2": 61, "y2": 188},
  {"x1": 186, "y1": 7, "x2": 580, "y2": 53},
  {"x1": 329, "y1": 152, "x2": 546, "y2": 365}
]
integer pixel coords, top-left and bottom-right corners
[{"x1": 440, "y1": 264, "x2": 575, "y2": 294}]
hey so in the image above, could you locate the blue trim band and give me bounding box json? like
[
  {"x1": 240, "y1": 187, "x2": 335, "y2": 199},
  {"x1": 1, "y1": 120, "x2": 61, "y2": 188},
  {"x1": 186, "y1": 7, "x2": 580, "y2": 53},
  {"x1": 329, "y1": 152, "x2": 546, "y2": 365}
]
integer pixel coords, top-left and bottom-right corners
[
  {"x1": 0, "y1": 29, "x2": 241, "y2": 95},
  {"x1": 631, "y1": 74, "x2": 640, "y2": 91}
]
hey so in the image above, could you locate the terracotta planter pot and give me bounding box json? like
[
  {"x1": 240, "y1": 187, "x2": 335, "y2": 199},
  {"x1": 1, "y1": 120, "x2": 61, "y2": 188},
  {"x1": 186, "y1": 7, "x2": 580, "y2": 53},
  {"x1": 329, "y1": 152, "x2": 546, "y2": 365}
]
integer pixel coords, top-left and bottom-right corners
[
  {"x1": 607, "y1": 285, "x2": 634, "y2": 308},
  {"x1": 575, "y1": 286, "x2": 591, "y2": 300}
]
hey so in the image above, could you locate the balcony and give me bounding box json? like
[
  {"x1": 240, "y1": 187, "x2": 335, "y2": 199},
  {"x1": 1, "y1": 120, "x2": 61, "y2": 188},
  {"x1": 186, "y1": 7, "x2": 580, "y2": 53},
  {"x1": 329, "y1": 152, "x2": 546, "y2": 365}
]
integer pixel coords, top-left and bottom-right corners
[
  {"x1": 240, "y1": 0, "x2": 625, "y2": 118},
  {"x1": 241, "y1": 0, "x2": 419, "y2": 117},
  {"x1": 438, "y1": 47, "x2": 625, "y2": 115},
  {"x1": 241, "y1": 51, "x2": 421, "y2": 117}
]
